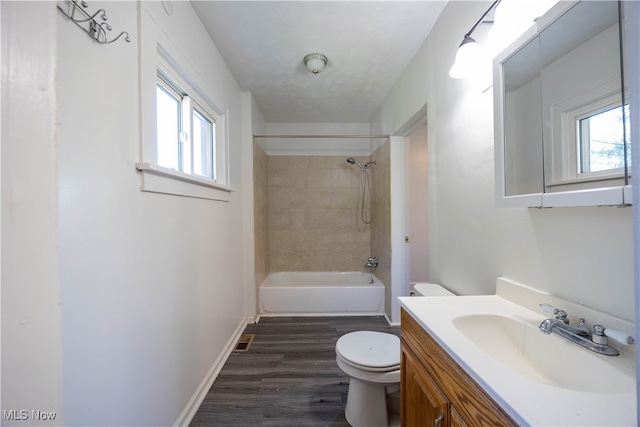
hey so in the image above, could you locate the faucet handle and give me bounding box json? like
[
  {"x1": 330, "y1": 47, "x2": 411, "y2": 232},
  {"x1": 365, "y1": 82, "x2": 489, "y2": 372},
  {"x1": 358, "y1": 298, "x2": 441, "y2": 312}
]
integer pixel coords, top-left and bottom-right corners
[
  {"x1": 593, "y1": 325, "x2": 636, "y2": 346},
  {"x1": 539, "y1": 303, "x2": 568, "y2": 320}
]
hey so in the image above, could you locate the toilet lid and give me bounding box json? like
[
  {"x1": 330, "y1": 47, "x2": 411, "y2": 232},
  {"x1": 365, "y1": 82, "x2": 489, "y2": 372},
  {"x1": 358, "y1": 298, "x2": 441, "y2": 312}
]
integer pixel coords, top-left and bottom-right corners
[{"x1": 335, "y1": 331, "x2": 400, "y2": 369}]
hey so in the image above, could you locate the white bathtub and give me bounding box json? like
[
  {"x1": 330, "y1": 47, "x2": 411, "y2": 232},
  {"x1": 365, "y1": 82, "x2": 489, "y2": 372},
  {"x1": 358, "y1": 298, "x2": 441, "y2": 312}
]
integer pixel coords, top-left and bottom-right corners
[{"x1": 259, "y1": 271, "x2": 385, "y2": 316}]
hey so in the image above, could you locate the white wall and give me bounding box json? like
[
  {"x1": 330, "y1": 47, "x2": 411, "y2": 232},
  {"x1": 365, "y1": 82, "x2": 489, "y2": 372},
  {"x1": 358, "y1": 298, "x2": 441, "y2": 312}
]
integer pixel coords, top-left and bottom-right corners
[
  {"x1": 369, "y1": 31, "x2": 429, "y2": 140},
  {"x1": 1, "y1": 3, "x2": 64, "y2": 424},
  {"x1": 371, "y1": 0, "x2": 635, "y2": 322},
  {"x1": 55, "y1": 2, "x2": 247, "y2": 425}
]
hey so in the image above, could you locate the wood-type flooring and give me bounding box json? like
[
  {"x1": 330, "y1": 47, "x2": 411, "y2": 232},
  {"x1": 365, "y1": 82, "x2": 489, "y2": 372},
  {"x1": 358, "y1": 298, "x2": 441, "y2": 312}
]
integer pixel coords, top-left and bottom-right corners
[{"x1": 190, "y1": 316, "x2": 400, "y2": 427}]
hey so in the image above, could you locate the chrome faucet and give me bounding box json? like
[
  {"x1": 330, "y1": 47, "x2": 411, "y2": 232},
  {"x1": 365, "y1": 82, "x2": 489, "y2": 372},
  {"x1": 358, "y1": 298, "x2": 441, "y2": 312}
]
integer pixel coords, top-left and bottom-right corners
[
  {"x1": 366, "y1": 257, "x2": 379, "y2": 268},
  {"x1": 538, "y1": 303, "x2": 635, "y2": 356},
  {"x1": 538, "y1": 303, "x2": 591, "y2": 337}
]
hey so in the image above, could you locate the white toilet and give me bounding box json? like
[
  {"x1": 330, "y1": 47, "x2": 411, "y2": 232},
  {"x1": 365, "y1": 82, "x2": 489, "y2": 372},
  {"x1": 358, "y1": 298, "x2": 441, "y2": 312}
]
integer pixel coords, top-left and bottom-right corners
[
  {"x1": 336, "y1": 331, "x2": 400, "y2": 427},
  {"x1": 412, "y1": 282, "x2": 455, "y2": 297},
  {"x1": 335, "y1": 283, "x2": 454, "y2": 427}
]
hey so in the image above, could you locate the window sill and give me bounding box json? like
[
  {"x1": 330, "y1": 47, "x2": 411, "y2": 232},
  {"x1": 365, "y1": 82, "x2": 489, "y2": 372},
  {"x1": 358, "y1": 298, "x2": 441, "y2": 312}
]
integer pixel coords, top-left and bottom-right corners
[{"x1": 135, "y1": 162, "x2": 233, "y2": 201}]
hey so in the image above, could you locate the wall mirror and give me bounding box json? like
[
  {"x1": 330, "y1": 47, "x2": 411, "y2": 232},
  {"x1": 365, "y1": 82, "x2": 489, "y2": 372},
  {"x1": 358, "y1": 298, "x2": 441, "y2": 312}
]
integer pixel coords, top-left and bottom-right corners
[{"x1": 494, "y1": 0, "x2": 630, "y2": 207}]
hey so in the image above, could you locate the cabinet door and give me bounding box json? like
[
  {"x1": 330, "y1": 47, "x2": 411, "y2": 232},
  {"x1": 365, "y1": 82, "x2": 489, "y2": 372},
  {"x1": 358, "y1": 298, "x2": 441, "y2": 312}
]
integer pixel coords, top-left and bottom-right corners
[
  {"x1": 450, "y1": 407, "x2": 469, "y2": 427},
  {"x1": 401, "y1": 345, "x2": 449, "y2": 427}
]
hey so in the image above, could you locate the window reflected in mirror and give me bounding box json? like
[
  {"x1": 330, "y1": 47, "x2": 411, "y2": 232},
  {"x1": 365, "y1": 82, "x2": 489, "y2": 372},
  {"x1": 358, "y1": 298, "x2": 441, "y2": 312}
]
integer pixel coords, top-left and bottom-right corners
[{"x1": 578, "y1": 104, "x2": 629, "y2": 175}]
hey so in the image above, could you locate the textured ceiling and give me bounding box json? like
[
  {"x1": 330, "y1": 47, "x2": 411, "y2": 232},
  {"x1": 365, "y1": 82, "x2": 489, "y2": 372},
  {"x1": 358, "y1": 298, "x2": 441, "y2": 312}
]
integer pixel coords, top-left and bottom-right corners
[{"x1": 191, "y1": 1, "x2": 447, "y2": 123}]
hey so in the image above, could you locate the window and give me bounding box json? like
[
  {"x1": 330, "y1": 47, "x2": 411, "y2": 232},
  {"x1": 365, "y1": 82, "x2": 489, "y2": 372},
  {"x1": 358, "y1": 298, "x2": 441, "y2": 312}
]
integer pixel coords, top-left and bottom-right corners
[
  {"x1": 156, "y1": 71, "x2": 216, "y2": 181},
  {"x1": 577, "y1": 104, "x2": 629, "y2": 175},
  {"x1": 192, "y1": 107, "x2": 215, "y2": 179},
  {"x1": 548, "y1": 80, "x2": 630, "y2": 190},
  {"x1": 156, "y1": 79, "x2": 181, "y2": 171},
  {"x1": 138, "y1": 15, "x2": 232, "y2": 201}
]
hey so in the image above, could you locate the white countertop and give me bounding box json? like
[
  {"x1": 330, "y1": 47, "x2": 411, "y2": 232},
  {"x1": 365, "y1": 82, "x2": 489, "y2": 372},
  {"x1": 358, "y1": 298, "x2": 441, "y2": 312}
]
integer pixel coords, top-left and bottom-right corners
[{"x1": 399, "y1": 283, "x2": 637, "y2": 427}]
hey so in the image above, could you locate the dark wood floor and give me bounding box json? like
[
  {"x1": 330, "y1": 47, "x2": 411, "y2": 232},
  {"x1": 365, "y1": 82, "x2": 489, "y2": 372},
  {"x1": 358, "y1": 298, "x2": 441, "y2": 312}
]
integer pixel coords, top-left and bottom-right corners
[{"x1": 190, "y1": 316, "x2": 400, "y2": 427}]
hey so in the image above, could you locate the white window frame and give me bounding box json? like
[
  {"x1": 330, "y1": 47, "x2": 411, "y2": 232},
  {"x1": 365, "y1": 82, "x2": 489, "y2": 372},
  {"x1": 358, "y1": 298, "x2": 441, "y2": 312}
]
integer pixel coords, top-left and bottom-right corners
[
  {"x1": 565, "y1": 93, "x2": 625, "y2": 182},
  {"x1": 547, "y1": 78, "x2": 627, "y2": 189},
  {"x1": 575, "y1": 102, "x2": 627, "y2": 178},
  {"x1": 155, "y1": 65, "x2": 217, "y2": 181},
  {"x1": 137, "y1": 9, "x2": 232, "y2": 201}
]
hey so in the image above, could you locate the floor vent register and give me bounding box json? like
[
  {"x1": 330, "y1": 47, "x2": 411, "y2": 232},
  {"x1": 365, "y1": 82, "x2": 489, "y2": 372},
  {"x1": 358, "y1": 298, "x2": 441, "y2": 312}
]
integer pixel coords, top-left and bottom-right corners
[{"x1": 233, "y1": 334, "x2": 254, "y2": 352}]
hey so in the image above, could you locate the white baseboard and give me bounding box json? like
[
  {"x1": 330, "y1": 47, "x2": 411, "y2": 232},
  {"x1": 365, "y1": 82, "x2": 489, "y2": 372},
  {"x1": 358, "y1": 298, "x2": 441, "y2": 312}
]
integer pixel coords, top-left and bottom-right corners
[
  {"x1": 173, "y1": 317, "x2": 248, "y2": 427},
  {"x1": 385, "y1": 313, "x2": 400, "y2": 327},
  {"x1": 259, "y1": 311, "x2": 385, "y2": 317}
]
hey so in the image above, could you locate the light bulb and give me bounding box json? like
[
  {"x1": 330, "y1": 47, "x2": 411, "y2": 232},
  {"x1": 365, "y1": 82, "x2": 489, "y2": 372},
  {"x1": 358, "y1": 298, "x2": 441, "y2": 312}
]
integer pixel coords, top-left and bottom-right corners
[{"x1": 449, "y1": 37, "x2": 482, "y2": 79}]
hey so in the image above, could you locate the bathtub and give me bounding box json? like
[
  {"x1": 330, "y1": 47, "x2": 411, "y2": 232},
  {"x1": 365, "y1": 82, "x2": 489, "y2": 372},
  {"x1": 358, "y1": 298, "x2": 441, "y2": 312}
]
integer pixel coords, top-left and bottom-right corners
[{"x1": 259, "y1": 271, "x2": 385, "y2": 316}]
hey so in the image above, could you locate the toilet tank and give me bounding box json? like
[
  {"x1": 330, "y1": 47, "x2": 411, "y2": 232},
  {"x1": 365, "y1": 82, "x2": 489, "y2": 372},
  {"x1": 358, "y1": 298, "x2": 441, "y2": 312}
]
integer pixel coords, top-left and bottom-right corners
[{"x1": 411, "y1": 282, "x2": 455, "y2": 297}]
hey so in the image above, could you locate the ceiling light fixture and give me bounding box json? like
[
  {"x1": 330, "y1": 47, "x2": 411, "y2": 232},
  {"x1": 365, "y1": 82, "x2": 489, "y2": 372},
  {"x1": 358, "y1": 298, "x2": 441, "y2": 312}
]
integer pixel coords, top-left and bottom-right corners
[
  {"x1": 304, "y1": 53, "x2": 328, "y2": 75},
  {"x1": 449, "y1": 0, "x2": 501, "y2": 79}
]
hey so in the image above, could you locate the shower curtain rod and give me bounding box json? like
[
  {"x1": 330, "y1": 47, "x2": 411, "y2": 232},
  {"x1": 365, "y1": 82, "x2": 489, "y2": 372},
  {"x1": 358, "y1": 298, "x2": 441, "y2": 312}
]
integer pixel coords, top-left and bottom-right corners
[{"x1": 252, "y1": 134, "x2": 390, "y2": 139}]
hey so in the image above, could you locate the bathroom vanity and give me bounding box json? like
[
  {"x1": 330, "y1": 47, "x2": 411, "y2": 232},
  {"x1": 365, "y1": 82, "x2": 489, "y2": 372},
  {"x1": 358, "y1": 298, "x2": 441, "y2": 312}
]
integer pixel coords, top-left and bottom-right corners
[
  {"x1": 401, "y1": 310, "x2": 516, "y2": 426},
  {"x1": 398, "y1": 278, "x2": 637, "y2": 426}
]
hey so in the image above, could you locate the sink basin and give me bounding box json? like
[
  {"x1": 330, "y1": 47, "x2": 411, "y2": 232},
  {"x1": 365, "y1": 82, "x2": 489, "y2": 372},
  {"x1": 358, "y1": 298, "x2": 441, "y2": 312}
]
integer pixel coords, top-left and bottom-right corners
[{"x1": 453, "y1": 314, "x2": 635, "y2": 393}]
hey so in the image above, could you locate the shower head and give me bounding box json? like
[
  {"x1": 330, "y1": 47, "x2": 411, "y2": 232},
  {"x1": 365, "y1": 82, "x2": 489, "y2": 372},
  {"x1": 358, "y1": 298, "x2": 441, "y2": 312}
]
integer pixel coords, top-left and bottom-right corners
[{"x1": 346, "y1": 157, "x2": 366, "y2": 172}]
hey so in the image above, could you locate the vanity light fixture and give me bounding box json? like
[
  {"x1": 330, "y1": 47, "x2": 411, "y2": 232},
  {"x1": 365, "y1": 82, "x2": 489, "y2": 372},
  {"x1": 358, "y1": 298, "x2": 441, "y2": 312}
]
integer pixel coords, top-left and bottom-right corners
[
  {"x1": 449, "y1": 0, "x2": 501, "y2": 79},
  {"x1": 304, "y1": 53, "x2": 328, "y2": 74}
]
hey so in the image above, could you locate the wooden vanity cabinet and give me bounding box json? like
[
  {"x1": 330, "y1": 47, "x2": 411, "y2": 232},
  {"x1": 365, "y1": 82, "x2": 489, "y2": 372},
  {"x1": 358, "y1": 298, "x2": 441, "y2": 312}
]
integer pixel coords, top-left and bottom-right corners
[
  {"x1": 401, "y1": 343, "x2": 449, "y2": 426},
  {"x1": 400, "y1": 309, "x2": 517, "y2": 427}
]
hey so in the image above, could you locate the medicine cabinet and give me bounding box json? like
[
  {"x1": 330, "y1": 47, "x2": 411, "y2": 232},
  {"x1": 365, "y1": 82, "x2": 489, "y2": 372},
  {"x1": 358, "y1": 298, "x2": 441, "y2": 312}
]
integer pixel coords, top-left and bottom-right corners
[{"x1": 493, "y1": 0, "x2": 630, "y2": 208}]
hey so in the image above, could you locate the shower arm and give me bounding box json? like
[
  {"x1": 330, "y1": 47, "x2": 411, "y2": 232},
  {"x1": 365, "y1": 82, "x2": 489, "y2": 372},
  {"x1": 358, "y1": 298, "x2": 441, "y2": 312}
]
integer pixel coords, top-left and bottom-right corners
[{"x1": 347, "y1": 158, "x2": 377, "y2": 173}]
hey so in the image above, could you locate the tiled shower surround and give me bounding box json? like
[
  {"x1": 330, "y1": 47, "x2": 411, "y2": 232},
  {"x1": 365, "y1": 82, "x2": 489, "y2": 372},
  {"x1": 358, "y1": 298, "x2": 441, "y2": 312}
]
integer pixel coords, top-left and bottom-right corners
[
  {"x1": 268, "y1": 155, "x2": 372, "y2": 271},
  {"x1": 253, "y1": 142, "x2": 270, "y2": 289},
  {"x1": 253, "y1": 142, "x2": 391, "y2": 286}
]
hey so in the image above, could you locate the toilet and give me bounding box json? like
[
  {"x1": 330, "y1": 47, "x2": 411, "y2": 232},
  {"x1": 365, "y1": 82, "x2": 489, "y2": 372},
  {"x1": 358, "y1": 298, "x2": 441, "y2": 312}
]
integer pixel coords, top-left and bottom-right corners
[
  {"x1": 336, "y1": 331, "x2": 400, "y2": 427},
  {"x1": 412, "y1": 282, "x2": 455, "y2": 297},
  {"x1": 336, "y1": 283, "x2": 454, "y2": 427}
]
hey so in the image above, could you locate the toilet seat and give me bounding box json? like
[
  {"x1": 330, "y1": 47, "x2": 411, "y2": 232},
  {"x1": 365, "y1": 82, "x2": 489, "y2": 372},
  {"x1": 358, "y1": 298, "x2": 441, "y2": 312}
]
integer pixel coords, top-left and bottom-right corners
[
  {"x1": 336, "y1": 331, "x2": 400, "y2": 372},
  {"x1": 337, "y1": 356, "x2": 400, "y2": 373}
]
